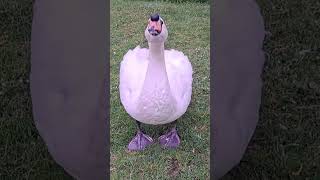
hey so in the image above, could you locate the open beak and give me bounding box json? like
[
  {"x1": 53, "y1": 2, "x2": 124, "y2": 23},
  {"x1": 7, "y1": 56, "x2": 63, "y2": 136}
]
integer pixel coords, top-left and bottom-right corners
[{"x1": 148, "y1": 20, "x2": 162, "y2": 36}]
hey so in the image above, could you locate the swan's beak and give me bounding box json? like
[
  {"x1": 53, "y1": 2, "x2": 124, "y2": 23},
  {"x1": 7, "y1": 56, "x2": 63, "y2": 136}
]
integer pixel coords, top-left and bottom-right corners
[{"x1": 148, "y1": 20, "x2": 162, "y2": 36}]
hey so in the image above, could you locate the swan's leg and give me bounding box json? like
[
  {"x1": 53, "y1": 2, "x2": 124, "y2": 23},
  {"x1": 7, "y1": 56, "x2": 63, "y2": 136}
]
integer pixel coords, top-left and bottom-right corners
[
  {"x1": 135, "y1": 120, "x2": 144, "y2": 133},
  {"x1": 128, "y1": 120, "x2": 153, "y2": 151},
  {"x1": 158, "y1": 120, "x2": 180, "y2": 149}
]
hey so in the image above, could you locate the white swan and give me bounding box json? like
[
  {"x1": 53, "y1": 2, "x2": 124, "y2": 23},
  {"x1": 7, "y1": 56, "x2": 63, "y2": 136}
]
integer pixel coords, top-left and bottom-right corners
[{"x1": 119, "y1": 13, "x2": 193, "y2": 151}]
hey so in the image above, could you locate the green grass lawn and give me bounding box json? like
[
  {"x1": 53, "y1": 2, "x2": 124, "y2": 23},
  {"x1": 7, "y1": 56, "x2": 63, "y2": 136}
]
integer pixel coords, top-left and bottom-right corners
[
  {"x1": 110, "y1": 0, "x2": 210, "y2": 179},
  {"x1": 223, "y1": 0, "x2": 320, "y2": 179}
]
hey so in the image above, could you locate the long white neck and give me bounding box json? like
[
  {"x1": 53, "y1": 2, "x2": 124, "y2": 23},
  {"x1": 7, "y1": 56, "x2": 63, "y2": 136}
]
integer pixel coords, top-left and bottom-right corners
[
  {"x1": 149, "y1": 42, "x2": 164, "y2": 60},
  {"x1": 141, "y1": 42, "x2": 169, "y2": 90}
]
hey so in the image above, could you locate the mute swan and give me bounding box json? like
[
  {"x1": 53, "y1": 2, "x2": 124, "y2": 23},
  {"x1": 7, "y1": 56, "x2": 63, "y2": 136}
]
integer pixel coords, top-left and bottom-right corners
[{"x1": 119, "y1": 13, "x2": 193, "y2": 151}]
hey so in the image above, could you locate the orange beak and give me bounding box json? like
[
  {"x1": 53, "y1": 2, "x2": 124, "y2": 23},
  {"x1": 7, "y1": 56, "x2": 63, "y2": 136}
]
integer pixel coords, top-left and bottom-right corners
[{"x1": 148, "y1": 20, "x2": 162, "y2": 35}]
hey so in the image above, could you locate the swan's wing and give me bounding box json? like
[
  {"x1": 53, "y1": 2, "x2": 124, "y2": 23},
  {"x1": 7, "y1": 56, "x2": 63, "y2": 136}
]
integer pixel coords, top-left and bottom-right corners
[
  {"x1": 119, "y1": 46, "x2": 148, "y2": 114},
  {"x1": 165, "y1": 49, "x2": 193, "y2": 117}
]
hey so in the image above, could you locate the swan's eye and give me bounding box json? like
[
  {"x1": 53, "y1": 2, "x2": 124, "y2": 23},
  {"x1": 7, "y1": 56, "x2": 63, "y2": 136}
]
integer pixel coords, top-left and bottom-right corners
[{"x1": 159, "y1": 17, "x2": 164, "y2": 25}]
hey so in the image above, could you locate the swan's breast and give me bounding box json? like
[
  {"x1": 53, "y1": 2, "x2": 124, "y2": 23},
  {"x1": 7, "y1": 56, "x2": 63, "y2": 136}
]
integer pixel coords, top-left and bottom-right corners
[{"x1": 136, "y1": 87, "x2": 177, "y2": 125}]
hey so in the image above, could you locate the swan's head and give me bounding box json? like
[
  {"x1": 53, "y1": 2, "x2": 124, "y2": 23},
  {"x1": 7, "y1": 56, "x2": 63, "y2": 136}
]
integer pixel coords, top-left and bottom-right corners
[{"x1": 145, "y1": 13, "x2": 168, "y2": 43}]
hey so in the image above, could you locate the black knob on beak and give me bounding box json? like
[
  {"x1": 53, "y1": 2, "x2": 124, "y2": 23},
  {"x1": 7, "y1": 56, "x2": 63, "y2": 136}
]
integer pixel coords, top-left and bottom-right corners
[{"x1": 150, "y1": 13, "x2": 160, "y2": 22}]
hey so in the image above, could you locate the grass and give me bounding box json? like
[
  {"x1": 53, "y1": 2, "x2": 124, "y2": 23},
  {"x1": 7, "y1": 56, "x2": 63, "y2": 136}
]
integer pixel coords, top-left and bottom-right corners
[
  {"x1": 110, "y1": 0, "x2": 210, "y2": 179},
  {"x1": 127, "y1": 0, "x2": 209, "y2": 4},
  {"x1": 222, "y1": 0, "x2": 320, "y2": 179},
  {"x1": 0, "y1": 0, "x2": 72, "y2": 179}
]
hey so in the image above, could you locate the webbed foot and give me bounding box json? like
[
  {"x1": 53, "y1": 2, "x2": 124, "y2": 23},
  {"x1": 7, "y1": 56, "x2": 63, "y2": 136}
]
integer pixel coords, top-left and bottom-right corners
[
  {"x1": 158, "y1": 127, "x2": 180, "y2": 149},
  {"x1": 128, "y1": 131, "x2": 153, "y2": 151}
]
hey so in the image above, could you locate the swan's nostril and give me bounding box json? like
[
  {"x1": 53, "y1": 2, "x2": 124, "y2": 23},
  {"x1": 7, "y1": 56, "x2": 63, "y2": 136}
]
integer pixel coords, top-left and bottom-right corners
[
  {"x1": 148, "y1": 26, "x2": 159, "y2": 36},
  {"x1": 148, "y1": 26, "x2": 155, "y2": 33}
]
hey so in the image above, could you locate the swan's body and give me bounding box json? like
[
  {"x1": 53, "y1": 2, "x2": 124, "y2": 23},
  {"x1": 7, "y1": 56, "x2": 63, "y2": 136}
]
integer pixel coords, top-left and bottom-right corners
[
  {"x1": 120, "y1": 46, "x2": 192, "y2": 125},
  {"x1": 119, "y1": 13, "x2": 192, "y2": 151}
]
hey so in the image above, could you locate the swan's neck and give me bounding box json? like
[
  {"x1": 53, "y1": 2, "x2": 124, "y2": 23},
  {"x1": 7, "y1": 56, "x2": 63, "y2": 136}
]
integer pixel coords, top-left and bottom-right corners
[
  {"x1": 140, "y1": 41, "x2": 171, "y2": 96},
  {"x1": 148, "y1": 42, "x2": 165, "y2": 61}
]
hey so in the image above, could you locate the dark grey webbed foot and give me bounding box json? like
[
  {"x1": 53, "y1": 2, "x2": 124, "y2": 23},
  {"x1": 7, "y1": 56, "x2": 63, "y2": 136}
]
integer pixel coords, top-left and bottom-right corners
[
  {"x1": 158, "y1": 127, "x2": 180, "y2": 149},
  {"x1": 128, "y1": 130, "x2": 153, "y2": 151}
]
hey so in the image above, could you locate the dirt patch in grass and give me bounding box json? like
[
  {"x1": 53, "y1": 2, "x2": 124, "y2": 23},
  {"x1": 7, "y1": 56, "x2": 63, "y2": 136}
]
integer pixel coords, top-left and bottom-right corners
[{"x1": 168, "y1": 157, "x2": 180, "y2": 178}]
